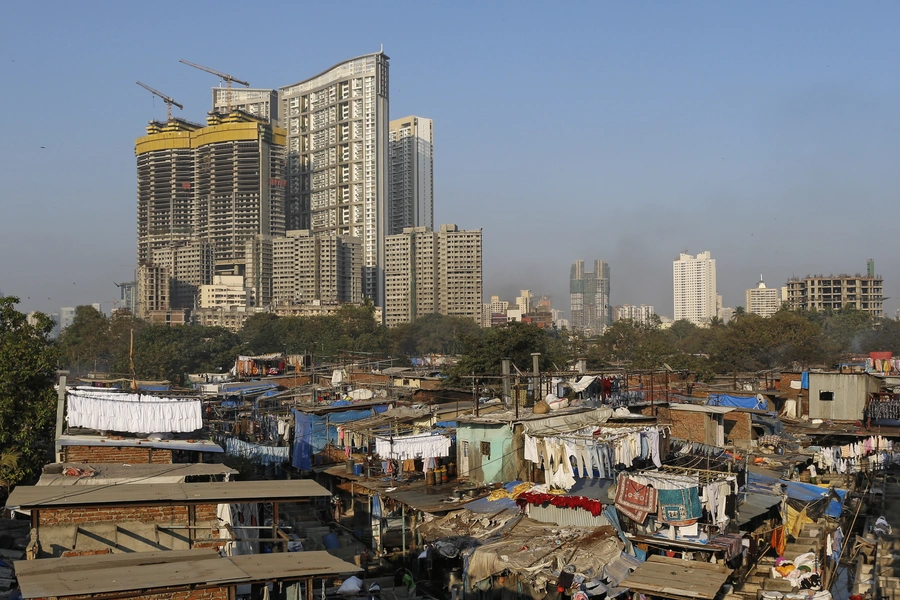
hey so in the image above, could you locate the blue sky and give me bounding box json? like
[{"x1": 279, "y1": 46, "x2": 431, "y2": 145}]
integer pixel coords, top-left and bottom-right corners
[{"x1": 2, "y1": 2, "x2": 899, "y2": 319}]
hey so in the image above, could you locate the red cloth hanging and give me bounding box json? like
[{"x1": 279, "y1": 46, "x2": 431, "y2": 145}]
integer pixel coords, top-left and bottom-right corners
[{"x1": 516, "y1": 492, "x2": 604, "y2": 517}]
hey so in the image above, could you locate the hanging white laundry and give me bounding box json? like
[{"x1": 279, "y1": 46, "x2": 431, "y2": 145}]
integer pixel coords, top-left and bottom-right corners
[
  {"x1": 66, "y1": 389, "x2": 202, "y2": 433},
  {"x1": 375, "y1": 433, "x2": 451, "y2": 460}
]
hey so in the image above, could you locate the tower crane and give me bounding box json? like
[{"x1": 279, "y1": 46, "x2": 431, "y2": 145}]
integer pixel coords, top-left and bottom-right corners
[
  {"x1": 178, "y1": 59, "x2": 249, "y2": 112},
  {"x1": 135, "y1": 81, "x2": 183, "y2": 121}
]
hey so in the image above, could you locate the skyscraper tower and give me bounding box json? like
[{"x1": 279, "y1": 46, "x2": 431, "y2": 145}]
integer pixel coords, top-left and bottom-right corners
[
  {"x1": 389, "y1": 116, "x2": 433, "y2": 234},
  {"x1": 136, "y1": 111, "x2": 286, "y2": 314},
  {"x1": 569, "y1": 260, "x2": 611, "y2": 335},
  {"x1": 673, "y1": 251, "x2": 717, "y2": 324},
  {"x1": 280, "y1": 51, "x2": 390, "y2": 305},
  {"x1": 136, "y1": 118, "x2": 202, "y2": 265}
]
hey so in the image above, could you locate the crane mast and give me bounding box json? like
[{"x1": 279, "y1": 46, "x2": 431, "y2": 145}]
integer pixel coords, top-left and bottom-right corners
[
  {"x1": 178, "y1": 59, "x2": 249, "y2": 112},
  {"x1": 135, "y1": 81, "x2": 183, "y2": 121}
]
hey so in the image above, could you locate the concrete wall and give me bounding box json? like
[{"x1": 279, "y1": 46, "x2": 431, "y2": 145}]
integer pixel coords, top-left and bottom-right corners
[
  {"x1": 456, "y1": 423, "x2": 516, "y2": 484},
  {"x1": 62, "y1": 445, "x2": 173, "y2": 464},
  {"x1": 808, "y1": 373, "x2": 881, "y2": 421}
]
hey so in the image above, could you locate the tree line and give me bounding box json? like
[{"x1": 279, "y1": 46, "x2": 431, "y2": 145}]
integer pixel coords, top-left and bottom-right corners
[
  {"x1": 54, "y1": 302, "x2": 900, "y2": 385},
  {"x1": 3, "y1": 295, "x2": 900, "y2": 491}
]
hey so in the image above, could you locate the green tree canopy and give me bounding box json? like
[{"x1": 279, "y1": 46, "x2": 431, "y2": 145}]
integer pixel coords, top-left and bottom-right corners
[{"x1": 0, "y1": 297, "x2": 60, "y2": 492}]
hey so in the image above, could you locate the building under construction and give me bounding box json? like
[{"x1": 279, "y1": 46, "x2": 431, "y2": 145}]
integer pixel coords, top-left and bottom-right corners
[{"x1": 135, "y1": 111, "x2": 287, "y2": 314}]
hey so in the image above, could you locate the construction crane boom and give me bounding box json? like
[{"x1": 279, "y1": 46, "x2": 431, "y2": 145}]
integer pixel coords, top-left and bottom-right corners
[
  {"x1": 136, "y1": 81, "x2": 183, "y2": 121},
  {"x1": 178, "y1": 59, "x2": 249, "y2": 112}
]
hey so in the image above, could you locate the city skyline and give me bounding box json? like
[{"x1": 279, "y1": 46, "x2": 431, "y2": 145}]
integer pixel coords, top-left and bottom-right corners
[{"x1": 3, "y1": 3, "x2": 900, "y2": 320}]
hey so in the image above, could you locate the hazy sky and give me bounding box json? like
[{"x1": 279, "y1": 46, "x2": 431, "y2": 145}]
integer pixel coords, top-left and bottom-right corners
[{"x1": 2, "y1": 2, "x2": 899, "y2": 320}]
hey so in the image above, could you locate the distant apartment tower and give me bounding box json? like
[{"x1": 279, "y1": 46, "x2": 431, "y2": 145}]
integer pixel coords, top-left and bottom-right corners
[
  {"x1": 785, "y1": 260, "x2": 883, "y2": 317},
  {"x1": 673, "y1": 251, "x2": 717, "y2": 325},
  {"x1": 570, "y1": 260, "x2": 611, "y2": 334},
  {"x1": 116, "y1": 281, "x2": 138, "y2": 314},
  {"x1": 280, "y1": 52, "x2": 390, "y2": 305},
  {"x1": 614, "y1": 304, "x2": 656, "y2": 326},
  {"x1": 149, "y1": 242, "x2": 215, "y2": 310},
  {"x1": 516, "y1": 290, "x2": 533, "y2": 315},
  {"x1": 58, "y1": 307, "x2": 77, "y2": 331},
  {"x1": 135, "y1": 111, "x2": 287, "y2": 277},
  {"x1": 212, "y1": 89, "x2": 279, "y2": 125},
  {"x1": 389, "y1": 116, "x2": 433, "y2": 234},
  {"x1": 270, "y1": 230, "x2": 362, "y2": 306},
  {"x1": 136, "y1": 264, "x2": 170, "y2": 319},
  {"x1": 745, "y1": 276, "x2": 780, "y2": 318},
  {"x1": 384, "y1": 224, "x2": 482, "y2": 326},
  {"x1": 482, "y1": 295, "x2": 509, "y2": 328}
]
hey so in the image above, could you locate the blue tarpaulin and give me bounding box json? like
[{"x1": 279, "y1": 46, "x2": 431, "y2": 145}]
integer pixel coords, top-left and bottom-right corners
[
  {"x1": 708, "y1": 394, "x2": 766, "y2": 410},
  {"x1": 801, "y1": 372, "x2": 809, "y2": 390},
  {"x1": 292, "y1": 406, "x2": 388, "y2": 471},
  {"x1": 747, "y1": 471, "x2": 844, "y2": 518}
]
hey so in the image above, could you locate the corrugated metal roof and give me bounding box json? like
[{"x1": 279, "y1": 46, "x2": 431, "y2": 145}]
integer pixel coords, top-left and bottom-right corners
[
  {"x1": 6, "y1": 480, "x2": 330, "y2": 510},
  {"x1": 737, "y1": 493, "x2": 781, "y2": 525},
  {"x1": 527, "y1": 503, "x2": 612, "y2": 527},
  {"x1": 16, "y1": 549, "x2": 359, "y2": 598}
]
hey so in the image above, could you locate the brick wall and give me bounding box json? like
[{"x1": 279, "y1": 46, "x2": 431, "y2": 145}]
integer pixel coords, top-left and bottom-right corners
[
  {"x1": 62, "y1": 445, "x2": 173, "y2": 464},
  {"x1": 61, "y1": 548, "x2": 111, "y2": 557},
  {"x1": 723, "y1": 412, "x2": 752, "y2": 443},
  {"x1": 38, "y1": 503, "x2": 218, "y2": 531},
  {"x1": 779, "y1": 373, "x2": 802, "y2": 400},
  {"x1": 35, "y1": 584, "x2": 230, "y2": 600}
]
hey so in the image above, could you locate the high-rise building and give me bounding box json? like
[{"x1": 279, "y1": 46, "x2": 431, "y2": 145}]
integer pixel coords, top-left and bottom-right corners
[
  {"x1": 515, "y1": 290, "x2": 533, "y2": 315},
  {"x1": 136, "y1": 111, "x2": 287, "y2": 304},
  {"x1": 212, "y1": 89, "x2": 279, "y2": 125},
  {"x1": 785, "y1": 261, "x2": 883, "y2": 317},
  {"x1": 115, "y1": 281, "x2": 138, "y2": 314},
  {"x1": 389, "y1": 116, "x2": 433, "y2": 234},
  {"x1": 59, "y1": 307, "x2": 77, "y2": 331},
  {"x1": 136, "y1": 264, "x2": 170, "y2": 319},
  {"x1": 150, "y1": 242, "x2": 215, "y2": 310},
  {"x1": 614, "y1": 304, "x2": 656, "y2": 326},
  {"x1": 569, "y1": 260, "x2": 611, "y2": 334},
  {"x1": 384, "y1": 224, "x2": 482, "y2": 326},
  {"x1": 673, "y1": 251, "x2": 717, "y2": 325},
  {"x1": 482, "y1": 295, "x2": 509, "y2": 328},
  {"x1": 136, "y1": 118, "x2": 202, "y2": 265},
  {"x1": 280, "y1": 52, "x2": 390, "y2": 304},
  {"x1": 193, "y1": 112, "x2": 286, "y2": 274},
  {"x1": 270, "y1": 230, "x2": 362, "y2": 306},
  {"x1": 745, "y1": 276, "x2": 780, "y2": 318}
]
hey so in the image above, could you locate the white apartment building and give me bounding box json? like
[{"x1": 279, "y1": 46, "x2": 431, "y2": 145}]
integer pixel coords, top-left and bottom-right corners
[
  {"x1": 212, "y1": 88, "x2": 280, "y2": 125},
  {"x1": 389, "y1": 116, "x2": 433, "y2": 234},
  {"x1": 516, "y1": 290, "x2": 533, "y2": 315},
  {"x1": 384, "y1": 224, "x2": 482, "y2": 326},
  {"x1": 482, "y1": 295, "x2": 509, "y2": 328},
  {"x1": 745, "y1": 277, "x2": 780, "y2": 318},
  {"x1": 198, "y1": 275, "x2": 252, "y2": 309},
  {"x1": 614, "y1": 304, "x2": 656, "y2": 325},
  {"x1": 673, "y1": 251, "x2": 717, "y2": 325},
  {"x1": 280, "y1": 52, "x2": 389, "y2": 305},
  {"x1": 270, "y1": 230, "x2": 362, "y2": 306}
]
